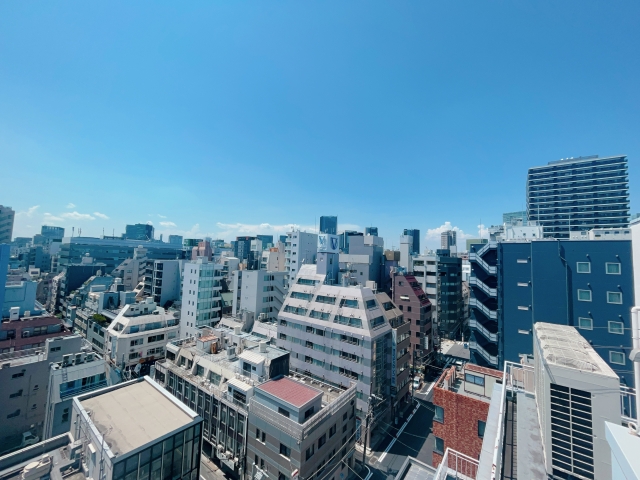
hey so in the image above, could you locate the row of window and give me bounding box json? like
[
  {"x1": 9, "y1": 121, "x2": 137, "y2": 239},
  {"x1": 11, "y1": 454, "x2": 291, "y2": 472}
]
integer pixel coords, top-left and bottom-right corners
[
  {"x1": 577, "y1": 290, "x2": 622, "y2": 304},
  {"x1": 576, "y1": 262, "x2": 621, "y2": 275}
]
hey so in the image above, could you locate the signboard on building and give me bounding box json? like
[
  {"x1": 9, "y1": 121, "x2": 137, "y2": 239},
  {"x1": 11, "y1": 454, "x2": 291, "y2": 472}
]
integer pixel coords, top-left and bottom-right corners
[
  {"x1": 391, "y1": 329, "x2": 397, "y2": 388},
  {"x1": 317, "y1": 234, "x2": 339, "y2": 254}
]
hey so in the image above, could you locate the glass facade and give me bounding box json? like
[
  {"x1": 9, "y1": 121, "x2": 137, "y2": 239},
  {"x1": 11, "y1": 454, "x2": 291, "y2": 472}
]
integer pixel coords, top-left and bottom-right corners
[
  {"x1": 527, "y1": 155, "x2": 629, "y2": 238},
  {"x1": 112, "y1": 423, "x2": 201, "y2": 480}
]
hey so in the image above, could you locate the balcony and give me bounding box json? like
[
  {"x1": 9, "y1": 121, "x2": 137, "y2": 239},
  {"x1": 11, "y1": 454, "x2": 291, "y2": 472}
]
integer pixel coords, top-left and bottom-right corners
[{"x1": 433, "y1": 448, "x2": 479, "y2": 480}]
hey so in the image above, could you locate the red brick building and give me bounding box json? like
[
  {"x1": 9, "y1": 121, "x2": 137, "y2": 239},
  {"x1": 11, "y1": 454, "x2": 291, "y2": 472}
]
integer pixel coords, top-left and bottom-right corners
[
  {"x1": 0, "y1": 314, "x2": 70, "y2": 353},
  {"x1": 432, "y1": 363, "x2": 503, "y2": 467}
]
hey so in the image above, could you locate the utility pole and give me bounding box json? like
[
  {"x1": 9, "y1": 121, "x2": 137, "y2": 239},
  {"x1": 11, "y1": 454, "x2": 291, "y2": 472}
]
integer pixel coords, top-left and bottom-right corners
[{"x1": 362, "y1": 406, "x2": 370, "y2": 466}]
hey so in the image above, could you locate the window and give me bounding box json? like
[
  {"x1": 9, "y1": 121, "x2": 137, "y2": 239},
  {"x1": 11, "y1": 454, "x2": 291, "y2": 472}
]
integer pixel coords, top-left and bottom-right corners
[
  {"x1": 7, "y1": 409, "x2": 20, "y2": 419},
  {"x1": 340, "y1": 299, "x2": 359, "y2": 308},
  {"x1": 9, "y1": 390, "x2": 23, "y2": 398},
  {"x1": 278, "y1": 407, "x2": 290, "y2": 418},
  {"x1": 147, "y1": 334, "x2": 164, "y2": 343},
  {"x1": 304, "y1": 406, "x2": 315, "y2": 420},
  {"x1": 465, "y1": 373, "x2": 485, "y2": 386},
  {"x1": 576, "y1": 262, "x2": 591, "y2": 274},
  {"x1": 434, "y1": 436, "x2": 444, "y2": 454},
  {"x1": 434, "y1": 405, "x2": 444, "y2": 423},
  {"x1": 305, "y1": 445, "x2": 315, "y2": 460},
  {"x1": 329, "y1": 424, "x2": 337, "y2": 437},
  {"x1": 578, "y1": 317, "x2": 593, "y2": 330},
  {"x1": 12, "y1": 372, "x2": 24, "y2": 379},
  {"x1": 577, "y1": 289, "x2": 592, "y2": 302},
  {"x1": 478, "y1": 420, "x2": 486, "y2": 438},
  {"x1": 50, "y1": 346, "x2": 61, "y2": 352},
  {"x1": 256, "y1": 428, "x2": 261, "y2": 439},
  {"x1": 365, "y1": 299, "x2": 377, "y2": 309},
  {"x1": 608, "y1": 321, "x2": 624, "y2": 335},
  {"x1": 343, "y1": 412, "x2": 348, "y2": 421},
  {"x1": 607, "y1": 292, "x2": 622, "y2": 304},
  {"x1": 130, "y1": 339, "x2": 143, "y2": 346},
  {"x1": 610, "y1": 351, "x2": 625, "y2": 365},
  {"x1": 606, "y1": 263, "x2": 621, "y2": 275},
  {"x1": 279, "y1": 443, "x2": 291, "y2": 458},
  {"x1": 318, "y1": 433, "x2": 326, "y2": 448}
]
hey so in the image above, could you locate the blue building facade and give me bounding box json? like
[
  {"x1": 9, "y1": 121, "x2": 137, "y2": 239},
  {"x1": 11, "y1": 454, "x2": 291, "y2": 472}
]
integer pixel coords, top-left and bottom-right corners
[
  {"x1": 527, "y1": 155, "x2": 629, "y2": 238},
  {"x1": 469, "y1": 239, "x2": 634, "y2": 386}
]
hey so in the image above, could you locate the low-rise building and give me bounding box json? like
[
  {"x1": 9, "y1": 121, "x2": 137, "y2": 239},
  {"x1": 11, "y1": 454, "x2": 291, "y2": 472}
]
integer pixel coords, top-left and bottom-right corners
[
  {"x1": 43, "y1": 348, "x2": 108, "y2": 439},
  {"x1": 248, "y1": 375, "x2": 357, "y2": 480},
  {"x1": 0, "y1": 311, "x2": 70, "y2": 353},
  {"x1": 431, "y1": 363, "x2": 503, "y2": 467},
  {"x1": 105, "y1": 298, "x2": 180, "y2": 377},
  {"x1": 0, "y1": 335, "x2": 89, "y2": 454},
  {"x1": 154, "y1": 327, "x2": 290, "y2": 478}
]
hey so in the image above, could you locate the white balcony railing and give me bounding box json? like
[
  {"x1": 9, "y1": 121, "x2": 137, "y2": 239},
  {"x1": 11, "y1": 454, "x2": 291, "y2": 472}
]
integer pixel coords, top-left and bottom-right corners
[
  {"x1": 469, "y1": 276, "x2": 497, "y2": 298},
  {"x1": 469, "y1": 298, "x2": 498, "y2": 320},
  {"x1": 468, "y1": 341, "x2": 498, "y2": 366},
  {"x1": 469, "y1": 319, "x2": 498, "y2": 343},
  {"x1": 434, "y1": 448, "x2": 479, "y2": 480}
]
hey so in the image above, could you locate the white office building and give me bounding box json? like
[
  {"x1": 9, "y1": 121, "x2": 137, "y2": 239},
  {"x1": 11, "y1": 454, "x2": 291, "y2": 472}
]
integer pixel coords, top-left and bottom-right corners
[
  {"x1": 284, "y1": 231, "x2": 317, "y2": 286},
  {"x1": 180, "y1": 258, "x2": 223, "y2": 338},
  {"x1": 276, "y1": 263, "x2": 392, "y2": 440},
  {"x1": 105, "y1": 298, "x2": 180, "y2": 374},
  {"x1": 231, "y1": 270, "x2": 287, "y2": 323}
]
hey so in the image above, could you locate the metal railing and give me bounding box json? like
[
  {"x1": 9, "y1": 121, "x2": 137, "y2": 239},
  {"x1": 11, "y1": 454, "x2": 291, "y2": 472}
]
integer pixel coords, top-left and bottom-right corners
[
  {"x1": 490, "y1": 362, "x2": 534, "y2": 480},
  {"x1": 469, "y1": 276, "x2": 497, "y2": 297},
  {"x1": 60, "y1": 380, "x2": 108, "y2": 399},
  {"x1": 468, "y1": 341, "x2": 498, "y2": 366},
  {"x1": 620, "y1": 384, "x2": 637, "y2": 423},
  {"x1": 469, "y1": 319, "x2": 498, "y2": 343},
  {"x1": 476, "y1": 241, "x2": 497, "y2": 257},
  {"x1": 469, "y1": 298, "x2": 498, "y2": 320},
  {"x1": 434, "y1": 448, "x2": 479, "y2": 480},
  {"x1": 469, "y1": 253, "x2": 497, "y2": 275}
]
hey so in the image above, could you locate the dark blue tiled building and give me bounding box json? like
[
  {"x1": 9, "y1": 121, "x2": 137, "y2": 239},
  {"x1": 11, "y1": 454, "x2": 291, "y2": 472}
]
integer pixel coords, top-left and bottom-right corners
[{"x1": 469, "y1": 239, "x2": 634, "y2": 387}]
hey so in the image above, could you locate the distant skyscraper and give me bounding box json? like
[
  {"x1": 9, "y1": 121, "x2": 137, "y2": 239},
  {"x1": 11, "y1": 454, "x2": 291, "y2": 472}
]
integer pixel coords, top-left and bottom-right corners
[
  {"x1": 319, "y1": 216, "x2": 338, "y2": 235},
  {"x1": 0, "y1": 205, "x2": 15, "y2": 244},
  {"x1": 403, "y1": 229, "x2": 420, "y2": 255},
  {"x1": 41, "y1": 225, "x2": 65, "y2": 240},
  {"x1": 256, "y1": 234, "x2": 274, "y2": 245},
  {"x1": 168, "y1": 234, "x2": 183, "y2": 245},
  {"x1": 503, "y1": 211, "x2": 527, "y2": 226},
  {"x1": 365, "y1": 226, "x2": 378, "y2": 236},
  {"x1": 234, "y1": 236, "x2": 255, "y2": 260},
  {"x1": 124, "y1": 223, "x2": 154, "y2": 241},
  {"x1": 527, "y1": 155, "x2": 629, "y2": 238},
  {"x1": 440, "y1": 230, "x2": 456, "y2": 251}
]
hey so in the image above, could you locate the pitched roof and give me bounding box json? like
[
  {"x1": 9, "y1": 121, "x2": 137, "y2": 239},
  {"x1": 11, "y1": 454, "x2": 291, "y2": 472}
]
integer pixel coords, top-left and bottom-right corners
[{"x1": 257, "y1": 376, "x2": 322, "y2": 407}]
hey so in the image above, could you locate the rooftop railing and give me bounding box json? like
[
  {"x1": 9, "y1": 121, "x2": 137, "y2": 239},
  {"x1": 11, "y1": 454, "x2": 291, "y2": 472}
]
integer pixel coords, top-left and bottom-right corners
[{"x1": 434, "y1": 448, "x2": 479, "y2": 480}]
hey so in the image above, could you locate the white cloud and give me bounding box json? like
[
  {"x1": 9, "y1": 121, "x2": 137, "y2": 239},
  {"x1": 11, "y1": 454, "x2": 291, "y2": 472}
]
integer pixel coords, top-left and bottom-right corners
[
  {"x1": 93, "y1": 212, "x2": 109, "y2": 220},
  {"x1": 43, "y1": 213, "x2": 64, "y2": 223},
  {"x1": 66, "y1": 203, "x2": 76, "y2": 209},
  {"x1": 425, "y1": 221, "x2": 488, "y2": 250},
  {"x1": 158, "y1": 214, "x2": 167, "y2": 219},
  {"x1": 16, "y1": 205, "x2": 40, "y2": 217},
  {"x1": 61, "y1": 211, "x2": 95, "y2": 221},
  {"x1": 160, "y1": 221, "x2": 177, "y2": 227}
]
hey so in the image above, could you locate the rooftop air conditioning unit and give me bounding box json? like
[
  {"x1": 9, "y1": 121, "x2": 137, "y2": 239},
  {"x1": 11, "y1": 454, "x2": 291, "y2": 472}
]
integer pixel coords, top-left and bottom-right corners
[{"x1": 62, "y1": 355, "x2": 72, "y2": 367}]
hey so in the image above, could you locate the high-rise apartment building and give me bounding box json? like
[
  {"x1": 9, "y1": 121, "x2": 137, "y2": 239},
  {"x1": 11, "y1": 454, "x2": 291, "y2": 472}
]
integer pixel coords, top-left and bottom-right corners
[
  {"x1": 180, "y1": 258, "x2": 223, "y2": 337},
  {"x1": 0, "y1": 244, "x2": 9, "y2": 315},
  {"x1": 41, "y1": 225, "x2": 65, "y2": 240},
  {"x1": 468, "y1": 237, "x2": 634, "y2": 385},
  {"x1": 319, "y1": 216, "x2": 338, "y2": 235},
  {"x1": 0, "y1": 205, "x2": 15, "y2": 244},
  {"x1": 435, "y1": 249, "x2": 464, "y2": 340},
  {"x1": 440, "y1": 229, "x2": 456, "y2": 252},
  {"x1": 503, "y1": 210, "x2": 527, "y2": 226},
  {"x1": 403, "y1": 228, "x2": 420, "y2": 255},
  {"x1": 124, "y1": 223, "x2": 155, "y2": 241},
  {"x1": 231, "y1": 270, "x2": 287, "y2": 322},
  {"x1": 527, "y1": 155, "x2": 629, "y2": 238}
]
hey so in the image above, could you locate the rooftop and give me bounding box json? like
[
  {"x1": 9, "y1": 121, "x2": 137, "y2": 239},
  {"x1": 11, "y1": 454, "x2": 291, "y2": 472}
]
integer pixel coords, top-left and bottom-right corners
[
  {"x1": 257, "y1": 376, "x2": 322, "y2": 408},
  {"x1": 535, "y1": 322, "x2": 617, "y2": 377},
  {"x1": 78, "y1": 378, "x2": 195, "y2": 456}
]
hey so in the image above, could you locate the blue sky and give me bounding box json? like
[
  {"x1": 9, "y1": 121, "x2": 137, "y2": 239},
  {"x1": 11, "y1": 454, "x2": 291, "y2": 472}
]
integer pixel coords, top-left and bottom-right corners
[{"x1": 1, "y1": 1, "x2": 638, "y2": 250}]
